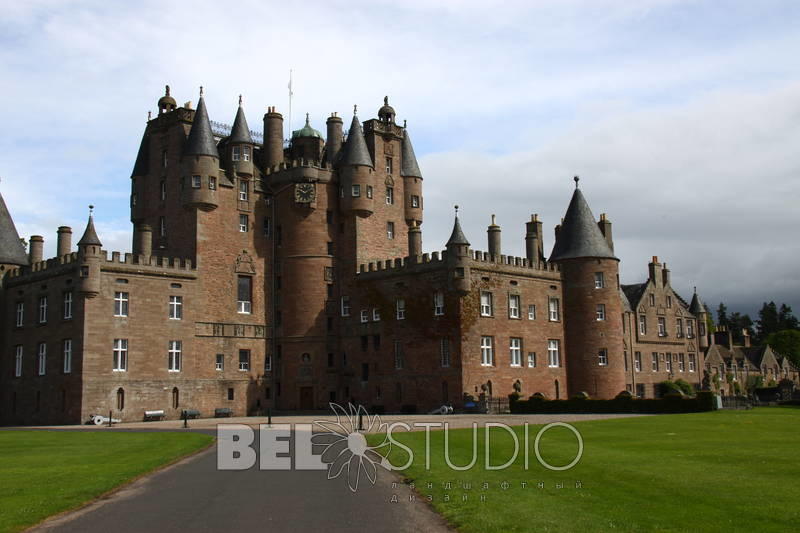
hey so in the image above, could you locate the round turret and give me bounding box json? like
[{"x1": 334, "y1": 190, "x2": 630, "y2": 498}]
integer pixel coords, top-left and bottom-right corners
[
  {"x1": 378, "y1": 96, "x2": 396, "y2": 123},
  {"x1": 158, "y1": 85, "x2": 177, "y2": 114}
]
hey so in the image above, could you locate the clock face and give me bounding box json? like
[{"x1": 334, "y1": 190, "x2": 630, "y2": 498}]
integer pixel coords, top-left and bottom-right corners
[{"x1": 294, "y1": 183, "x2": 316, "y2": 203}]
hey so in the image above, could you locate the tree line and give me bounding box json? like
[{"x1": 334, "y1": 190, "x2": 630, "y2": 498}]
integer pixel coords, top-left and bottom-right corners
[{"x1": 715, "y1": 301, "x2": 800, "y2": 367}]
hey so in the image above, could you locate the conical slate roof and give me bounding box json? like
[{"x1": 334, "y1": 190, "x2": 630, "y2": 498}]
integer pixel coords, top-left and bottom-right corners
[
  {"x1": 400, "y1": 129, "x2": 422, "y2": 178},
  {"x1": 549, "y1": 187, "x2": 617, "y2": 261},
  {"x1": 229, "y1": 103, "x2": 254, "y2": 144},
  {"x1": 339, "y1": 115, "x2": 373, "y2": 167},
  {"x1": 446, "y1": 215, "x2": 470, "y2": 246},
  {"x1": 77, "y1": 214, "x2": 102, "y2": 247},
  {"x1": 131, "y1": 128, "x2": 150, "y2": 177},
  {"x1": 689, "y1": 291, "x2": 707, "y2": 314},
  {"x1": 184, "y1": 97, "x2": 219, "y2": 158},
  {"x1": 0, "y1": 192, "x2": 28, "y2": 265}
]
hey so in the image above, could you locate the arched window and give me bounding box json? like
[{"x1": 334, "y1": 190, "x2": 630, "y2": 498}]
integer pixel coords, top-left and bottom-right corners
[
  {"x1": 172, "y1": 387, "x2": 179, "y2": 409},
  {"x1": 117, "y1": 388, "x2": 125, "y2": 410}
]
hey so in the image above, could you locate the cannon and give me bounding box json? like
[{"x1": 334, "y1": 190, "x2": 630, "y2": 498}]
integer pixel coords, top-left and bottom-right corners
[{"x1": 87, "y1": 414, "x2": 121, "y2": 426}]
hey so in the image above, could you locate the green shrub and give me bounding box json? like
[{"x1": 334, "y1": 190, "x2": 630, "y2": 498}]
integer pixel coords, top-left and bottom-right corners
[{"x1": 674, "y1": 379, "x2": 695, "y2": 397}]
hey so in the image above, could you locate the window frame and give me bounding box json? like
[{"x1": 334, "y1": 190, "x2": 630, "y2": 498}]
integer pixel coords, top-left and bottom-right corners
[
  {"x1": 510, "y1": 337, "x2": 522, "y2": 367},
  {"x1": 114, "y1": 292, "x2": 129, "y2": 317},
  {"x1": 480, "y1": 291, "x2": 493, "y2": 317},
  {"x1": 38, "y1": 296, "x2": 48, "y2": 324},
  {"x1": 508, "y1": 294, "x2": 521, "y2": 319},
  {"x1": 63, "y1": 291, "x2": 73, "y2": 320},
  {"x1": 480, "y1": 336, "x2": 494, "y2": 366},
  {"x1": 37, "y1": 343, "x2": 46, "y2": 376},
  {"x1": 385, "y1": 187, "x2": 394, "y2": 205},
  {"x1": 386, "y1": 221, "x2": 395, "y2": 240},
  {"x1": 169, "y1": 295, "x2": 183, "y2": 320},
  {"x1": 238, "y1": 349, "x2": 250, "y2": 371},
  {"x1": 596, "y1": 303, "x2": 606, "y2": 321},
  {"x1": 396, "y1": 299, "x2": 405, "y2": 320},
  {"x1": 434, "y1": 291, "x2": 444, "y2": 316},
  {"x1": 237, "y1": 276, "x2": 252, "y2": 314},
  {"x1": 594, "y1": 272, "x2": 605, "y2": 288},
  {"x1": 527, "y1": 304, "x2": 536, "y2": 320},
  {"x1": 548, "y1": 297, "x2": 560, "y2": 321},
  {"x1": 598, "y1": 348, "x2": 608, "y2": 366},
  {"x1": 14, "y1": 345, "x2": 23, "y2": 377},
  {"x1": 547, "y1": 339, "x2": 560, "y2": 367},
  {"x1": 113, "y1": 339, "x2": 128, "y2": 372},
  {"x1": 168, "y1": 340, "x2": 182, "y2": 372},
  {"x1": 15, "y1": 302, "x2": 23, "y2": 327},
  {"x1": 63, "y1": 339, "x2": 72, "y2": 374},
  {"x1": 440, "y1": 338, "x2": 450, "y2": 368}
]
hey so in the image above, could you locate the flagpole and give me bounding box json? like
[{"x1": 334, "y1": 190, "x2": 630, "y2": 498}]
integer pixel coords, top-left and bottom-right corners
[{"x1": 288, "y1": 69, "x2": 293, "y2": 141}]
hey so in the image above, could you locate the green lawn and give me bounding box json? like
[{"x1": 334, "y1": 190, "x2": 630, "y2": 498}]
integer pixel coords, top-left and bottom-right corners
[
  {"x1": 371, "y1": 408, "x2": 800, "y2": 532},
  {"x1": 0, "y1": 431, "x2": 213, "y2": 533}
]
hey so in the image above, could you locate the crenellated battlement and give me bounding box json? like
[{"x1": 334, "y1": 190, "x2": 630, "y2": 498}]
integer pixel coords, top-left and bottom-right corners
[
  {"x1": 469, "y1": 249, "x2": 560, "y2": 272},
  {"x1": 101, "y1": 251, "x2": 194, "y2": 271},
  {"x1": 263, "y1": 158, "x2": 334, "y2": 176},
  {"x1": 356, "y1": 250, "x2": 447, "y2": 278}
]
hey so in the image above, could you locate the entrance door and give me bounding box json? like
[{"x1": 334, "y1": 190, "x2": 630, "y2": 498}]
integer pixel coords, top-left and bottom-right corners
[{"x1": 299, "y1": 387, "x2": 314, "y2": 410}]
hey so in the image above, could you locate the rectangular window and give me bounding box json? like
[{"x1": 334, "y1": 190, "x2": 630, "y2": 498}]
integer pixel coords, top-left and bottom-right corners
[
  {"x1": 239, "y1": 214, "x2": 249, "y2": 233},
  {"x1": 232, "y1": 146, "x2": 241, "y2": 161},
  {"x1": 634, "y1": 352, "x2": 642, "y2": 372},
  {"x1": 658, "y1": 317, "x2": 667, "y2": 337},
  {"x1": 665, "y1": 353, "x2": 672, "y2": 373},
  {"x1": 510, "y1": 338, "x2": 522, "y2": 367},
  {"x1": 114, "y1": 292, "x2": 129, "y2": 317},
  {"x1": 386, "y1": 187, "x2": 394, "y2": 205},
  {"x1": 263, "y1": 217, "x2": 271, "y2": 237},
  {"x1": 160, "y1": 180, "x2": 166, "y2": 200},
  {"x1": 667, "y1": 296, "x2": 673, "y2": 308},
  {"x1": 37, "y1": 343, "x2": 46, "y2": 375},
  {"x1": 63, "y1": 292, "x2": 73, "y2": 319},
  {"x1": 360, "y1": 309, "x2": 368, "y2": 323},
  {"x1": 434, "y1": 291, "x2": 444, "y2": 316},
  {"x1": 63, "y1": 339, "x2": 72, "y2": 374},
  {"x1": 15, "y1": 302, "x2": 23, "y2": 327},
  {"x1": 385, "y1": 157, "x2": 393, "y2": 175},
  {"x1": 480, "y1": 291, "x2": 493, "y2": 317},
  {"x1": 209, "y1": 177, "x2": 217, "y2": 190},
  {"x1": 341, "y1": 296, "x2": 351, "y2": 317},
  {"x1": 649, "y1": 294, "x2": 655, "y2": 307},
  {"x1": 394, "y1": 341, "x2": 404, "y2": 370},
  {"x1": 159, "y1": 216, "x2": 166, "y2": 237},
  {"x1": 372, "y1": 308, "x2": 380, "y2": 322},
  {"x1": 239, "y1": 180, "x2": 249, "y2": 201},
  {"x1": 169, "y1": 295, "x2": 183, "y2": 319},
  {"x1": 352, "y1": 184, "x2": 361, "y2": 197},
  {"x1": 547, "y1": 340, "x2": 560, "y2": 367},
  {"x1": 366, "y1": 185, "x2": 373, "y2": 199},
  {"x1": 548, "y1": 298, "x2": 560, "y2": 321},
  {"x1": 216, "y1": 353, "x2": 224, "y2": 371},
  {"x1": 396, "y1": 299, "x2": 405, "y2": 320},
  {"x1": 243, "y1": 146, "x2": 251, "y2": 162},
  {"x1": 39, "y1": 296, "x2": 48, "y2": 323},
  {"x1": 527, "y1": 304, "x2": 536, "y2": 320},
  {"x1": 265, "y1": 355, "x2": 272, "y2": 372},
  {"x1": 237, "y1": 276, "x2": 252, "y2": 314},
  {"x1": 162, "y1": 150, "x2": 168, "y2": 168},
  {"x1": 596, "y1": 304, "x2": 606, "y2": 321},
  {"x1": 676, "y1": 318, "x2": 684, "y2": 338},
  {"x1": 509, "y1": 294, "x2": 520, "y2": 319},
  {"x1": 639, "y1": 315, "x2": 647, "y2": 335},
  {"x1": 528, "y1": 352, "x2": 536, "y2": 368},
  {"x1": 480, "y1": 336, "x2": 494, "y2": 366},
  {"x1": 168, "y1": 340, "x2": 181, "y2": 372},
  {"x1": 113, "y1": 339, "x2": 128, "y2": 371},
  {"x1": 651, "y1": 352, "x2": 659, "y2": 372},
  {"x1": 14, "y1": 345, "x2": 23, "y2": 377},
  {"x1": 598, "y1": 348, "x2": 608, "y2": 366},
  {"x1": 678, "y1": 353, "x2": 685, "y2": 372},
  {"x1": 440, "y1": 338, "x2": 450, "y2": 367},
  {"x1": 687, "y1": 320, "x2": 695, "y2": 338},
  {"x1": 191, "y1": 175, "x2": 201, "y2": 188},
  {"x1": 594, "y1": 272, "x2": 605, "y2": 288},
  {"x1": 688, "y1": 354, "x2": 696, "y2": 372},
  {"x1": 238, "y1": 349, "x2": 250, "y2": 371},
  {"x1": 387, "y1": 221, "x2": 395, "y2": 239},
  {"x1": 411, "y1": 195, "x2": 420, "y2": 208}
]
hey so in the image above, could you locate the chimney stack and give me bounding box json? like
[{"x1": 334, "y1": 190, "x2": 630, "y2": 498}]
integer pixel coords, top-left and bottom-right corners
[
  {"x1": 263, "y1": 106, "x2": 284, "y2": 169},
  {"x1": 29, "y1": 235, "x2": 43, "y2": 264},
  {"x1": 487, "y1": 215, "x2": 501, "y2": 259},
  {"x1": 662, "y1": 263, "x2": 670, "y2": 287},
  {"x1": 597, "y1": 213, "x2": 613, "y2": 252},
  {"x1": 57, "y1": 226, "x2": 72, "y2": 257},
  {"x1": 743, "y1": 329, "x2": 751, "y2": 348},
  {"x1": 648, "y1": 256, "x2": 662, "y2": 286},
  {"x1": 525, "y1": 214, "x2": 543, "y2": 267},
  {"x1": 408, "y1": 221, "x2": 422, "y2": 257},
  {"x1": 326, "y1": 112, "x2": 343, "y2": 165}
]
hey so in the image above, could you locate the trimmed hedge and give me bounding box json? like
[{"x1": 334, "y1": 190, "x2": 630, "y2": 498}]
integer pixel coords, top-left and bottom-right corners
[{"x1": 510, "y1": 391, "x2": 716, "y2": 414}]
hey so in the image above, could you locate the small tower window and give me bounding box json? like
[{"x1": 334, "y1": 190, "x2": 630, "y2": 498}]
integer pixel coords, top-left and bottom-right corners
[
  {"x1": 237, "y1": 276, "x2": 252, "y2": 314},
  {"x1": 243, "y1": 146, "x2": 251, "y2": 162},
  {"x1": 239, "y1": 214, "x2": 249, "y2": 233},
  {"x1": 352, "y1": 184, "x2": 361, "y2": 197},
  {"x1": 386, "y1": 187, "x2": 394, "y2": 205},
  {"x1": 385, "y1": 157, "x2": 393, "y2": 175},
  {"x1": 232, "y1": 146, "x2": 241, "y2": 161},
  {"x1": 191, "y1": 175, "x2": 201, "y2": 188},
  {"x1": 411, "y1": 195, "x2": 420, "y2": 208},
  {"x1": 159, "y1": 217, "x2": 166, "y2": 237},
  {"x1": 209, "y1": 177, "x2": 217, "y2": 190},
  {"x1": 239, "y1": 180, "x2": 249, "y2": 201},
  {"x1": 160, "y1": 180, "x2": 166, "y2": 200}
]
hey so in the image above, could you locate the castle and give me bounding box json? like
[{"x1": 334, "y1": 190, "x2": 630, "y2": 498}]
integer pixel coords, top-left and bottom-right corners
[{"x1": 1, "y1": 86, "x2": 797, "y2": 425}]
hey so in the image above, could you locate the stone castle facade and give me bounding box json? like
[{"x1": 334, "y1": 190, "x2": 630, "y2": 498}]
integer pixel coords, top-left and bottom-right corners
[{"x1": 1, "y1": 87, "x2": 796, "y2": 425}]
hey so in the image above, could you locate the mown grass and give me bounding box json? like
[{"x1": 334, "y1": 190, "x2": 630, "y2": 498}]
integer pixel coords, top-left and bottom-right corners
[
  {"x1": 0, "y1": 430, "x2": 213, "y2": 533},
  {"x1": 370, "y1": 408, "x2": 800, "y2": 532}
]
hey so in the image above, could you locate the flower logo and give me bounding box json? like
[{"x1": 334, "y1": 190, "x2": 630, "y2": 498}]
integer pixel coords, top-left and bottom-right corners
[{"x1": 312, "y1": 403, "x2": 394, "y2": 492}]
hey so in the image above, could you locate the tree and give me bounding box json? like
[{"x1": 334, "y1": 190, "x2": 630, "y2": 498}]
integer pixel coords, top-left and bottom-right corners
[
  {"x1": 716, "y1": 303, "x2": 729, "y2": 329},
  {"x1": 756, "y1": 301, "x2": 780, "y2": 342},
  {"x1": 766, "y1": 330, "x2": 800, "y2": 368},
  {"x1": 778, "y1": 304, "x2": 799, "y2": 331},
  {"x1": 727, "y1": 312, "x2": 754, "y2": 343}
]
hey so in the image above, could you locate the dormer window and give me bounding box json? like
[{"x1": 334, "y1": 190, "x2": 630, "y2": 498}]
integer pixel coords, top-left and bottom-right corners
[{"x1": 232, "y1": 146, "x2": 241, "y2": 161}]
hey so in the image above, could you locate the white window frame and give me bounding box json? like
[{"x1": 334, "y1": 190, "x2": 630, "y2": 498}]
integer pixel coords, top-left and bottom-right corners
[
  {"x1": 509, "y1": 294, "x2": 520, "y2": 319},
  {"x1": 634, "y1": 352, "x2": 642, "y2": 372},
  {"x1": 169, "y1": 295, "x2": 183, "y2": 320},
  {"x1": 688, "y1": 354, "x2": 696, "y2": 373},
  {"x1": 411, "y1": 195, "x2": 420, "y2": 208},
  {"x1": 160, "y1": 180, "x2": 167, "y2": 200},
  {"x1": 238, "y1": 350, "x2": 250, "y2": 371},
  {"x1": 366, "y1": 185, "x2": 373, "y2": 199},
  {"x1": 394, "y1": 341, "x2": 404, "y2": 370},
  {"x1": 527, "y1": 352, "x2": 536, "y2": 368},
  {"x1": 396, "y1": 299, "x2": 405, "y2": 320},
  {"x1": 676, "y1": 318, "x2": 684, "y2": 338},
  {"x1": 434, "y1": 291, "x2": 444, "y2": 316},
  {"x1": 687, "y1": 320, "x2": 695, "y2": 338},
  {"x1": 191, "y1": 175, "x2": 201, "y2": 188},
  {"x1": 15, "y1": 302, "x2": 23, "y2": 327},
  {"x1": 237, "y1": 276, "x2": 252, "y2": 314},
  {"x1": 63, "y1": 339, "x2": 72, "y2": 374},
  {"x1": 38, "y1": 343, "x2": 46, "y2": 375},
  {"x1": 372, "y1": 308, "x2": 381, "y2": 322},
  {"x1": 594, "y1": 272, "x2": 605, "y2": 288},
  {"x1": 360, "y1": 309, "x2": 368, "y2": 323},
  {"x1": 209, "y1": 177, "x2": 217, "y2": 190},
  {"x1": 665, "y1": 353, "x2": 672, "y2": 373},
  {"x1": 239, "y1": 214, "x2": 249, "y2": 233},
  {"x1": 232, "y1": 145, "x2": 241, "y2": 161},
  {"x1": 596, "y1": 304, "x2": 606, "y2": 321},
  {"x1": 341, "y1": 296, "x2": 351, "y2": 317},
  {"x1": 658, "y1": 317, "x2": 667, "y2": 337},
  {"x1": 215, "y1": 353, "x2": 224, "y2": 371},
  {"x1": 14, "y1": 345, "x2": 23, "y2": 377},
  {"x1": 39, "y1": 296, "x2": 48, "y2": 324},
  {"x1": 243, "y1": 146, "x2": 251, "y2": 162},
  {"x1": 440, "y1": 338, "x2": 450, "y2": 368},
  {"x1": 480, "y1": 336, "x2": 494, "y2": 366},
  {"x1": 678, "y1": 353, "x2": 685, "y2": 372},
  {"x1": 639, "y1": 315, "x2": 647, "y2": 335},
  {"x1": 652, "y1": 353, "x2": 659, "y2": 372},
  {"x1": 386, "y1": 221, "x2": 395, "y2": 239},
  {"x1": 113, "y1": 339, "x2": 128, "y2": 372},
  {"x1": 63, "y1": 291, "x2": 73, "y2": 319},
  {"x1": 352, "y1": 184, "x2": 361, "y2": 197},
  {"x1": 114, "y1": 292, "x2": 129, "y2": 317},
  {"x1": 159, "y1": 216, "x2": 166, "y2": 237},
  {"x1": 386, "y1": 186, "x2": 394, "y2": 204},
  {"x1": 168, "y1": 341, "x2": 182, "y2": 372},
  {"x1": 239, "y1": 180, "x2": 249, "y2": 201},
  {"x1": 547, "y1": 339, "x2": 560, "y2": 367},
  {"x1": 510, "y1": 338, "x2": 522, "y2": 367},
  {"x1": 598, "y1": 348, "x2": 608, "y2": 366},
  {"x1": 548, "y1": 297, "x2": 560, "y2": 321},
  {"x1": 480, "y1": 291, "x2": 493, "y2": 317},
  {"x1": 527, "y1": 304, "x2": 536, "y2": 320}
]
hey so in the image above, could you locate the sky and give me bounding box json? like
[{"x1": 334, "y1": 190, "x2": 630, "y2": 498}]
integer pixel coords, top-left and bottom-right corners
[{"x1": 1, "y1": 0, "x2": 799, "y2": 318}]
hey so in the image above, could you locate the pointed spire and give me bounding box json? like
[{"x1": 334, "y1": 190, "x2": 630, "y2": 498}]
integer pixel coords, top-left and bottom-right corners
[
  {"x1": 77, "y1": 205, "x2": 102, "y2": 247},
  {"x1": 549, "y1": 182, "x2": 616, "y2": 261},
  {"x1": 131, "y1": 127, "x2": 150, "y2": 177},
  {"x1": 689, "y1": 290, "x2": 707, "y2": 314},
  {"x1": 446, "y1": 205, "x2": 470, "y2": 246},
  {"x1": 0, "y1": 191, "x2": 29, "y2": 266},
  {"x1": 339, "y1": 115, "x2": 373, "y2": 167},
  {"x1": 184, "y1": 92, "x2": 219, "y2": 158},
  {"x1": 400, "y1": 129, "x2": 422, "y2": 178},
  {"x1": 228, "y1": 96, "x2": 254, "y2": 144}
]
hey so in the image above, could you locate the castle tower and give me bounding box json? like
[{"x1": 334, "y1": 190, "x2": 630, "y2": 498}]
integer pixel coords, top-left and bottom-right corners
[
  {"x1": 549, "y1": 178, "x2": 625, "y2": 399},
  {"x1": 181, "y1": 90, "x2": 219, "y2": 211},
  {"x1": 400, "y1": 126, "x2": 423, "y2": 228},
  {"x1": 339, "y1": 110, "x2": 374, "y2": 217},
  {"x1": 77, "y1": 207, "x2": 102, "y2": 298},
  {"x1": 446, "y1": 207, "x2": 471, "y2": 294},
  {"x1": 690, "y1": 288, "x2": 709, "y2": 350},
  {"x1": 290, "y1": 114, "x2": 324, "y2": 162},
  {"x1": 227, "y1": 96, "x2": 255, "y2": 178},
  {"x1": 0, "y1": 191, "x2": 28, "y2": 280}
]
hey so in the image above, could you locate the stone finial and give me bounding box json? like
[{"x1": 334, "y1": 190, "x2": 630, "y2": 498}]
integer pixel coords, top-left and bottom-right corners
[
  {"x1": 384, "y1": 96, "x2": 389, "y2": 105},
  {"x1": 165, "y1": 85, "x2": 171, "y2": 96},
  {"x1": 353, "y1": 104, "x2": 358, "y2": 116},
  {"x1": 239, "y1": 94, "x2": 243, "y2": 106},
  {"x1": 454, "y1": 204, "x2": 459, "y2": 216},
  {"x1": 88, "y1": 204, "x2": 94, "y2": 216},
  {"x1": 199, "y1": 85, "x2": 204, "y2": 97},
  {"x1": 574, "y1": 175, "x2": 580, "y2": 188},
  {"x1": 147, "y1": 111, "x2": 152, "y2": 121}
]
